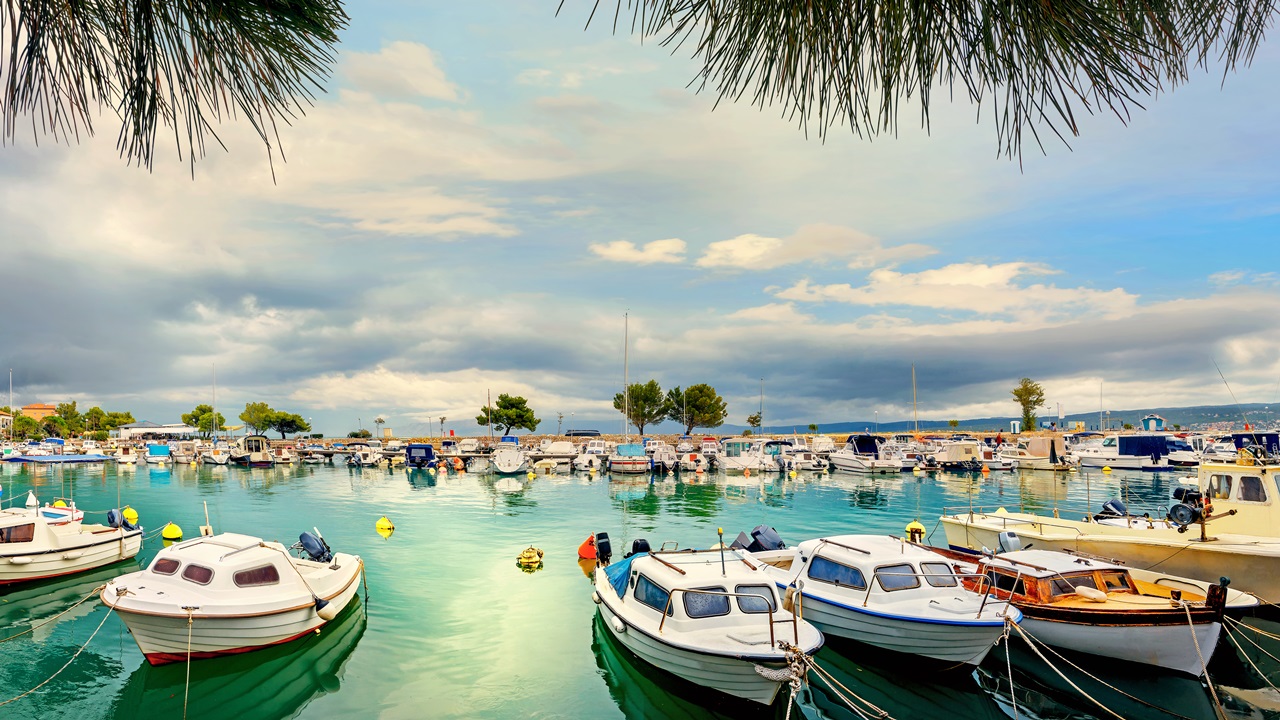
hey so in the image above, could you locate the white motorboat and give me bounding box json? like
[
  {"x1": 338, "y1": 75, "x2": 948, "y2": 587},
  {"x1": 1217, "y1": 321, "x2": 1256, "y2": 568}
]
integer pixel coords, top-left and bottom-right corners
[
  {"x1": 1165, "y1": 436, "x2": 1200, "y2": 467},
  {"x1": 0, "y1": 492, "x2": 143, "y2": 586},
  {"x1": 115, "y1": 447, "x2": 137, "y2": 464},
  {"x1": 172, "y1": 440, "x2": 199, "y2": 464},
  {"x1": 591, "y1": 541, "x2": 824, "y2": 705},
  {"x1": 345, "y1": 442, "x2": 383, "y2": 468},
  {"x1": 750, "y1": 533, "x2": 1018, "y2": 666},
  {"x1": 1073, "y1": 433, "x2": 1169, "y2": 470},
  {"x1": 573, "y1": 439, "x2": 609, "y2": 471},
  {"x1": 102, "y1": 529, "x2": 363, "y2": 665},
  {"x1": 1006, "y1": 437, "x2": 1070, "y2": 471},
  {"x1": 718, "y1": 439, "x2": 772, "y2": 473},
  {"x1": 648, "y1": 442, "x2": 679, "y2": 473},
  {"x1": 808, "y1": 435, "x2": 837, "y2": 454},
  {"x1": 230, "y1": 435, "x2": 275, "y2": 468},
  {"x1": 829, "y1": 435, "x2": 898, "y2": 474},
  {"x1": 201, "y1": 441, "x2": 232, "y2": 465},
  {"x1": 608, "y1": 443, "x2": 650, "y2": 475},
  {"x1": 931, "y1": 546, "x2": 1255, "y2": 676},
  {"x1": 781, "y1": 448, "x2": 829, "y2": 472},
  {"x1": 491, "y1": 438, "x2": 529, "y2": 475},
  {"x1": 81, "y1": 440, "x2": 107, "y2": 457},
  {"x1": 144, "y1": 443, "x2": 172, "y2": 465}
]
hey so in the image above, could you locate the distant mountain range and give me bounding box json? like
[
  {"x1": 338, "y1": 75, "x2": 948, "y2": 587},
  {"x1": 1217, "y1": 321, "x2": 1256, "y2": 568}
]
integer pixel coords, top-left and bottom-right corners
[{"x1": 735, "y1": 403, "x2": 1280, "y2": 435}]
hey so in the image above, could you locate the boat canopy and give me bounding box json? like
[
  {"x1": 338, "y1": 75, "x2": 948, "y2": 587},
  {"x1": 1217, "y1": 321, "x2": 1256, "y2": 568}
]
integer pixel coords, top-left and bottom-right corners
[
  {"x1": 1233, "y1": 432, "x2": 1280, "y2": 454},
  {"x1": 615, "y1": 443, "x2": 646, "y2": 457},
  {"x1": 604, "y1": 552, "x2": 645, "y2": 598},
  {"x1": 844, "y1": 434, "x2": 882, "y2": 454},
  {"x1": 499, "y1": 435, "x2": 519, "y2": 444},
  {"x1": 1117, "y1": 435, "x2": 1168, "y2": 458},
  {"x1": 147, "y1": 444, "x2": 172, "y2": 457}
]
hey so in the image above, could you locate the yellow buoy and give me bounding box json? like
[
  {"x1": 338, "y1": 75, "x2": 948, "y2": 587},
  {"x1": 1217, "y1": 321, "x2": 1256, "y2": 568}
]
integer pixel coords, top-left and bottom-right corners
[
  {"x1": 516, "y1": 546, "x2": 544, "y2": 571},
  {"x1": 122, "y1": 507, "x2": 139, "y2": 526},
  {"x1": 905, "y1": 520, "x2": 926, "y2": 543},
  {"x1": 375, "y1": 516, "x2": 394, "y2": 534},
  {"x1": 789, "y1": 470, "x2": 797, "y2": 479},
  {"x1": 1102, "y1": 466, "x2": 1112, "y2": 474},
  {"x1": 161, "y1": 522, "x2": 183, "y2": 541},
  {"x1": 53, "y1": 499, "x2": 68, "y2": 508},
  {"x1": 527, "y1": 471, "x2": 536, "y2": 480}
]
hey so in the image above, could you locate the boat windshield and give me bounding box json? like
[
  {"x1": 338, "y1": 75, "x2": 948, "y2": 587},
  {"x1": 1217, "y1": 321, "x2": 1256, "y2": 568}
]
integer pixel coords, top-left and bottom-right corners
[
  {"x1": 1050, "y1": 573, "x2": 1099, "y2": 597},
  {"x1": 1099, "y1": 571, "x2": 1130, "y2": 593}
]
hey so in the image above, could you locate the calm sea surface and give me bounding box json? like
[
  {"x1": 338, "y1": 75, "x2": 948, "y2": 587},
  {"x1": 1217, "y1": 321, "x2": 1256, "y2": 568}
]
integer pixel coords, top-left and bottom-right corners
[{"x1": 1, "y1": 461, "x2": 1278, "y2": 720}]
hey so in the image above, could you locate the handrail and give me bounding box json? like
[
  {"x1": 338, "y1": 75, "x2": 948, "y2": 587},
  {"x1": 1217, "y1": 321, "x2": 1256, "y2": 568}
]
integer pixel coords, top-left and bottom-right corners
[
  {"x1": 658, "y1": 587, "x2": 797, "y2": 646},
  {"x1": 856, "y1": 566, "x2": 992, "y2": 616},
  {"x1": 817, "y1": 538, "x2": 870, "y2": 555}
]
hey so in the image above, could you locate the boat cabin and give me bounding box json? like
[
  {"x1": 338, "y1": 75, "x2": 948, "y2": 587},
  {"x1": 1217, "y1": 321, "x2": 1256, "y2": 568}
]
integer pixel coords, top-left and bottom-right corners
[
  {"x1": 605, "y1": 549, "x2": 783, "y2": 632},
  {"x1": 936, "y1": 440, "x2": 982, "y2": 463},
  {"x1": 963, "y1": 550, "x2": 1143, "y2": 605},
  {"x1": 842, "y1": 435, "x2": 882, "y2": 455},
  {"x1": 1232, "y1": 432, "x2": 1280, "y2": 455},
  {"x1": 405, "y1": 444, "x2": 436, "y2": 467},
  {"x1": 721, "y1": 439, "x2": 759, "y2": 458},
  {"x1": 142, "y1": 533, "x2": 312, "y2": 601},
  {"x1": 1016, "y1": 437, "x2": 1066, "y2": 460}
]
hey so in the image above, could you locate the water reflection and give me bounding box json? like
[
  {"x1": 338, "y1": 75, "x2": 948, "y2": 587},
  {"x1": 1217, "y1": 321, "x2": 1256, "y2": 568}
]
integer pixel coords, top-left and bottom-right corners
[{"x1": 110, "y1": 597, "x2": 367, "y2": 720}]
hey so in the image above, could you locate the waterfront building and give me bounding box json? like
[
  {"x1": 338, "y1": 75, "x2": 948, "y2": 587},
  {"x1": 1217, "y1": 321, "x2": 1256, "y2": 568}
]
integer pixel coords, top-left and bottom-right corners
[
  {"x1": 0, "y1": 411, "x2": 10, "y2": 434},
  {"x1": 21, "y1": 403, "x2": 56, "y2": 421}
]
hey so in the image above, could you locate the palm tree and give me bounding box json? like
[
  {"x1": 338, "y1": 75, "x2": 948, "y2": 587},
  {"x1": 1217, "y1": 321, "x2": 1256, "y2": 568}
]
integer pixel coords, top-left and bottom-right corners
[
  {"x1": 1, "y1": 0, "x2": 347, "y2": 170},
  {"x1": 569, "y1": 2, "x2": 1275, "y2": 157},
  {"x1": 374, "y1": 416, "x2": 385, "y2": 438}
]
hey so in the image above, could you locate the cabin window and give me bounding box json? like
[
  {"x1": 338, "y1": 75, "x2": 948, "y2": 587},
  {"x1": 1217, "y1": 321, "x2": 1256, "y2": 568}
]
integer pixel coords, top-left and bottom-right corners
[
  {"x1": 1100, "y1": 572, "x2": 1130, "y2": 593},
  {"x1": 1102, "y1": 437, "x2": 1116, "y2": 447},
  {"x1": 1050, "y1": 574, "x2": 1098, "y2": 597},
  {"x1": 0, "y1": 523, "x2": 35, "y2": 543},
  {"x1": 725, "y1": 444, "x2": 742, "y2": 458},
  {"x1": 735, "y1": 584, "x2": 777, "y2": 614},
  {"x1": 876, "y1": 563, "x2": 921, "y2": 591},
  {"x1": 683, "y1": 586, "x2": 730, "y2": 618},
  {"x1": 986, "y1": 571, "x2": 1026, "y2": 596},
  {"x1": 634, "y1": 574, "x2": 673, "y2": 615},
  {"x1": 1239, "y1": 476, "x2": 1267, "y2": 503},
  {"x1": 807, "y1": 556, "x2": 867, "y2": 590},
  {"x1": 233, "y1": 565, "x2": 281, "y2": 587},
  {"x1": 1208, "y1": 474, "x2": 1233, "y2": 500},
  {"x1": 181, "y1": 564, "x2": 215, "y2": 585},
  {"x1": 921, "y1": 562, "x2": 959, "y2": 588},
  {"x1": 152, "y1": 558, "x2": 180, "y2": 575}
]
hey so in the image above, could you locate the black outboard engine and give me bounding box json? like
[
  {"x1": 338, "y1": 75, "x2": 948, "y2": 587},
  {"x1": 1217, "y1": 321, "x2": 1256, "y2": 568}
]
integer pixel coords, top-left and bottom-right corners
[
  {"x1": 1172, "y1": 486, "x2": 1203, "y2": 504},
  {"x1": 595, "y1": 532, "x2": 613, "y2": 564},
  {"x1": 1097, "y1": 498, "x2": 1128, "y2": 519},
  {"x1": 107, "y1": 508, "x2": 139, "y2": 531},
  {"x1": 625, "y1": 538, "x2": 651, "y2": 558},
  {"x1": 746, "y1": 525, "x2": 786, "y2": 552},
  {"x1": 299, "y1": 531, "x2": 333, "y2": 563}
]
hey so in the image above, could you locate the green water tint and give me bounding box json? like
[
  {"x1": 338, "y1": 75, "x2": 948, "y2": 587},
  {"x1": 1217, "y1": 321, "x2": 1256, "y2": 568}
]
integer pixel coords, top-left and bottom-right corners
[{"x1": 0, "y1": 462, "x2": 1278, "y2": 719}]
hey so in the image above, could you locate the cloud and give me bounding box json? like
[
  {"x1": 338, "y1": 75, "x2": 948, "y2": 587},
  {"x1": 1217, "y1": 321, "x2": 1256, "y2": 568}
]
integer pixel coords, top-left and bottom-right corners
[
  {"x1": 775, "y1": 262, "x2": 1138, "y2": 321},
  {"x1": 1210, "y1": 269, "x2": 1276, "y2": 287},
  {"x1": 695, "y1": 224, "x2": 935, "y2": 271},
  {"x1": 589, "y1": 238, "x2": 687, "y2": 264},
  {"x1": 343, "y1": 41, "x2": 461, "y2": 101}
]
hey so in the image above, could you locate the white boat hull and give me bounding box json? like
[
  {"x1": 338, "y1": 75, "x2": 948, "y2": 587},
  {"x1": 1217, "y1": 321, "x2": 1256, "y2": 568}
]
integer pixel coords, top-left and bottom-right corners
[
  {"x1": 0, "y1": 530, "x2": 142, "y2": 585},
  {"x1": 109, "y1": 563, "x2": 361, "y2": 665},
  {"x1": 1020, "y1": 616, "x2": 1220, "y2": 676},
  {"x1": 608, "y1": 458, "x2": 650, "y2": 474},
  {"x1": 793, "y1": 590, "x2": 1006, "y2": 665},
  {"x1": 594, "y1": 598, "x2": 787, "y2": 705}
]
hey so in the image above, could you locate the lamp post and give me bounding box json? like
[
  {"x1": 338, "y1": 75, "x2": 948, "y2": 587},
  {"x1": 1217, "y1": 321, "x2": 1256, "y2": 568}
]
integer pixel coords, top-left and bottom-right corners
[
  {"x1": 557, "y1": 412, "x2": 564, "y2": 436},
  {"x1": 875, "y1": 410, "x2": 879, "y2": 433}
]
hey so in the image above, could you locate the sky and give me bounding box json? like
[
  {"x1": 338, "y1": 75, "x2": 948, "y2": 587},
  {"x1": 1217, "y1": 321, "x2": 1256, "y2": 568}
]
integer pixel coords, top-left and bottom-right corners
[{"x1": 3, "y1": 2, "x2": 1280, "y2": 437}]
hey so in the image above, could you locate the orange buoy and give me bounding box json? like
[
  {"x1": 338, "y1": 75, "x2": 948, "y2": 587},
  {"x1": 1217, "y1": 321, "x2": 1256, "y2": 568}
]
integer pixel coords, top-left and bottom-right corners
[
  {"x1": 578, "y1": 535, "x2": 597, "y2": 560},
  {"x1": 452, "y1": 456, "x2": 464, "y2": 472},
  {"x1": 743, "y1": 468, "x2": 751, "y2": 477}
]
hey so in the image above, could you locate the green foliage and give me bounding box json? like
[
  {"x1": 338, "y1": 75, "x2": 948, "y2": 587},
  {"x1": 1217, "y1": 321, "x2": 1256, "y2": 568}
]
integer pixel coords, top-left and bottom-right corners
[
  {"x1": 239, "y1": 402, "x2": 276, "y2": 434},
  {"x1": 808, "y1": 423, "x2": 818, "y2": 433},
  {"x1": 103, "y1": 411, "x2": 135, "y2": 430},
  {"x1": 56, "y1": 401, "x2": 84, "y2": 434},
  {"x1": 13, "y1": 415, "x2": 42, "y2": 439},
  {"x1": 89, "y1": 430, "x2": 109, "y2": 442},
  {"x1": 579, "y1": 2, "x2": 1274, "y2": 159},
  {"x1": 948, "y1": 419, "x2": 960, "y2": 429},
  {"x1": 476, "y1": 394, "x2": 540, "y2": 435},
  {"x1": 268, "y1": 412, "x2": 312, "y2": 439},
  {"x1": 1011, "y1": 378, "x2": 1046, "y2": 431},
  {"x1": 665, "y1": 384, "x2": 728, "y2": 434},
  {"x1": 347, "y1": 429, "x2": 372, "y2": 439},
  {"x1": 184, "y1": 404, "x2": 226, "y2": 438},
  {"x1": 41, "y1": 416, "x2": 67, "y2": 438},
  {"x1": 613, "y1": 380, "x2": 668, "y2": 434},
  {"x1": 742, "y1": 429, "x2": 753, "y2": 436},
  {"x1": 84, "y1": 406, "x2": 107, "y2": 431},
  {"x1": 1123, "y1": 423, "x2": 1135, "y2": 430},
  {"x1": 746, "y1": 412, "x2": 762, "y2": 429},
  {"x1": 1, "y1": 0, "x2": 349, "y2": 171}
]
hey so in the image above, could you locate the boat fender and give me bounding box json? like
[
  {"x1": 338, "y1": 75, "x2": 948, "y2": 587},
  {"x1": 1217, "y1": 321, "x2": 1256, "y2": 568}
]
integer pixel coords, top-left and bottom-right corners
[
  {"x1": 611, "y1": 617, "x2": 626, "y2": 634},
  {"x1": 314, "y1": 595, "x2": 338, "y2": 621},
  {"x1": 591, "y1": 591, "x2": 601, "y2": 605},
  {"x1": 1075, "y1": 586, "x2": 1107, "y2": 603},
  {"x1": 782, "y1": 587, "x2": 796, "y2": 613}
]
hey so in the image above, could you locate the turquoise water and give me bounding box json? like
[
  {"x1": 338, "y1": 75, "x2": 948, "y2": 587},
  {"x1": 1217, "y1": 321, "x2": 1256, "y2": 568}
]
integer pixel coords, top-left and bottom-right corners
[{"x1": 0, "y1": 461, "x2": 1278, "y2": 720}]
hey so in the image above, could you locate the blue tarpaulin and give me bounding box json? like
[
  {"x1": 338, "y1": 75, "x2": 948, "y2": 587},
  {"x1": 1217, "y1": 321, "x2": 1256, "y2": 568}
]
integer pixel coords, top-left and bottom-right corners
[
  {"x1": 604, "y1": 552, "x2": 646, "y2": 598},
  {"x1": 615, "y1": 443, "x2": 646, "y2": 457}
]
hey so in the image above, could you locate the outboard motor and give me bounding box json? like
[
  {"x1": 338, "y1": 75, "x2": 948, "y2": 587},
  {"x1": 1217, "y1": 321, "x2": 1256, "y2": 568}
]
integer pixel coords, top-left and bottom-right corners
[
  {"x1": 1099, "y1": 498, "x2": 1128, "y2": 518},
  {"x1": 747, "y1": 525, "x2": 786, "y2": 552},
  {"x1": 1172, "y1": 486, "x2": 1203, "y2": 504},
  {"x1": 729, "y1": 531, "x2": 753, "y2": 551},
  {"x1": 996, "y1": 531, "x2": 1022, "y2": 554},
  {"x1": 595, "y1": 532, "x2": 612, "y2": 564},
  {"x1": 107, "y1": 508, "x2": 138, "y2": 531},
  {"x1": 299, "y1": 531, "x2": 333, "y2": 563},
  {"x1": 625, "y1": 538, "x2": 651, "y2": 558}
]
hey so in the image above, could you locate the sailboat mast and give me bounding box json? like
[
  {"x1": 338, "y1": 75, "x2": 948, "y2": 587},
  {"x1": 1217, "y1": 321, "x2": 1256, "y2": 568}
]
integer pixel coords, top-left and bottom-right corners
[
  {"x1": 912, "y1": 364, "x2": 919, "y2": 434},
  {"x1": 623, "y1": 312, "x2": 630, "y2": 441},
  {"x1": 1099, "y1": 380, "x2": 1104, "y2": 431},
  {"x1": 487, "y1": 390, "x2": 493, "y2": 441},
  {"x1": 212, "y1": 364, "x2": 217, "y2": 441}
]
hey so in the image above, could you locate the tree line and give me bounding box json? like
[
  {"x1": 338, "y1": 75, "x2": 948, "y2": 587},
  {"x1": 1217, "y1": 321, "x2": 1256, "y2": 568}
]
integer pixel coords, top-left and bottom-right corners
[
  {"x1": 613, "y1": 381, "x2": 728, "y2": 435},
  {"x1": 3, "y1": 402, "x2": 134, "y2": 441},
  {"x1": 237, "y1": 402, "x2": 312, "y2": 439}
]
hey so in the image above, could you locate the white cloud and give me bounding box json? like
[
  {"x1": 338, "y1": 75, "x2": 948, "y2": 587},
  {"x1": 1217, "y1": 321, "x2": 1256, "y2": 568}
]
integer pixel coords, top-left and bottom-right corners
[
  {"x1": 589, "y1": 238, "x2": 687, "y2": 264},
  {"x1": 1209, "y1": 269, "x2": 1276, "y2": 287},
  {"x1": 695, "y1": 224, "x2": 935, "y2": 271},
  {"x1": 343, "y1": 41, "x2": 461, "y2": 101},
  {"x1": 775, "y1": 262, "x2": 1138, "y2": 321},
  {"x1": 725, "y1": 303, "x2": 813, "y2": 323}
]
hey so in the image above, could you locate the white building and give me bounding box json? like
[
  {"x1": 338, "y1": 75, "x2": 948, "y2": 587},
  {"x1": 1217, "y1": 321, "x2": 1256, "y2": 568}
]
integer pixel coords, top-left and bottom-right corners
[
  {"x1": 116, "y1": 421, "x2": 199, "y2": 441},
  {"x1": 0, "y1": 411, "x2": 11, "y2": 435}
]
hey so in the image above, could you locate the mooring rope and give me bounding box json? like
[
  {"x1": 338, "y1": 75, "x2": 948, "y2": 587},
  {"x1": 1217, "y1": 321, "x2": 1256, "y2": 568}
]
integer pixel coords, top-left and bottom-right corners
[
  {"x1": 0, "y1": 585, "x2": 105, "y2": 644},
  {"x1": 1003, "y1": 623, "x2": 1019, "y2": 719},
  {"x1": 1181, "y1": 602, "x2": 1224, "y2": 719},
  {"x1": 1223, "y1": 621, "x2": 1280, "y2": 690},
  {"x1": 1009, "y1": 620, "x2": 1126, "y2": 719},
  {"x1": 183, "y1": 606, "x2": 196, "y2": 720},
  {"x1": 0, "y1": 602, "x2": 116, "y2": 708}
]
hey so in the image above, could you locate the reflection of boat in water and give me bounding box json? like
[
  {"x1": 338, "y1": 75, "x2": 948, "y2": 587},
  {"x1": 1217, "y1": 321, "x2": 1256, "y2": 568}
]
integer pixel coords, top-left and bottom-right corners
[
  {"x1": 111, "y1": 596, "x2": 367, "y2": 720},
  {"x1": 590, "y1": 612, "x2": 751, "y2": 720},
  {"x1": 0, "y1": 561, "x2": 140, "y2": 641}
]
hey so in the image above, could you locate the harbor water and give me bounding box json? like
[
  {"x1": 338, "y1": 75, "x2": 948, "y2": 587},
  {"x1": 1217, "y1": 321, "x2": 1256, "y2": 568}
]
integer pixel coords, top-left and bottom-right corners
[{"x1": 1, "y1": 461, "x2": 1278, "y2": 719}]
